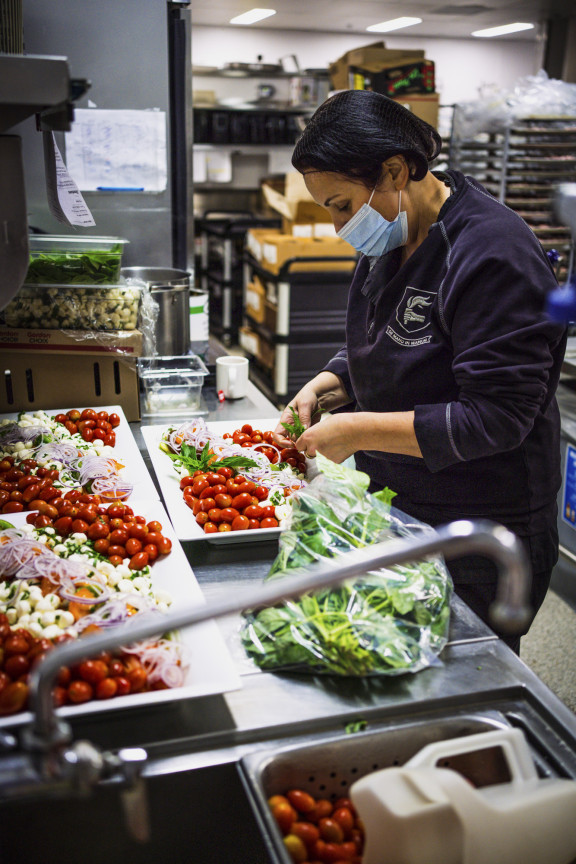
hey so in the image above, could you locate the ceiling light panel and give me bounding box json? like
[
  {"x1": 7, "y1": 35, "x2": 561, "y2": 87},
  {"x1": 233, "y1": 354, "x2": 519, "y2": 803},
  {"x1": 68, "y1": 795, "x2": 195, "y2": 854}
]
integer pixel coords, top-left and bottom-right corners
[
  {"x1": 229, "y1": 8, "x2": 277, "y2": 25},
  {"x1": 472, "y1": 22, "x2": 534, "y2": 36},
  {"x1": 366, "y1": 16, "x2": 423, "y2": 32}
]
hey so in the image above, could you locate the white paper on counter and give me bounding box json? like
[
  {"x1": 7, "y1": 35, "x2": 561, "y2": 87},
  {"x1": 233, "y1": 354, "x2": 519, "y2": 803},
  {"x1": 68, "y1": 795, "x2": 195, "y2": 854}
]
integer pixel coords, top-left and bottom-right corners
[
  {"x1": 64, "y1": 108, "x2": 167, "y2": 192},
  {"x1": 43, "y1": 131, "x2": 96, "y2": 227}
]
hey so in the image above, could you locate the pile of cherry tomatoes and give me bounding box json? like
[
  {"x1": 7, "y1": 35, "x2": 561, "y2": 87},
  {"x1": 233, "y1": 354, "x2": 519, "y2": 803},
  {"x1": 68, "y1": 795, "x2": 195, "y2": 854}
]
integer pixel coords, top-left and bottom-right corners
[
  {"x1": 54, "y1": 407, "x2": 120, "y2": 446},
  {"x1": 0, "y1": 613, "x2": 159, "y2": 716},
  {"x1": 25, "y1": 493, "x2": 172, "y2": 570},
  {"x1": 182, "y1": 468, "x2": 281, "y2": 534},
  {"x1": 268, "y1": 788, "x2": 364, "y2": 863},
  {"x1": 0, "y1": 455, "x2": 61, "y2": 516},
  {"x1": 181, "y1": 424, "x2": 306, "y2": 534}
]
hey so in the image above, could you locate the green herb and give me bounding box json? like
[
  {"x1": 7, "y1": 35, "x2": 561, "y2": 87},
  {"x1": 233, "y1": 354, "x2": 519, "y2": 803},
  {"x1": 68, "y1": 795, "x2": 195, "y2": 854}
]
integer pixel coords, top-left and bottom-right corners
[
  {"x1": 345, "y1": 719, "x2": 367, "y2": 734},
  {"x1": 281, "y1": 406, "x2": 307, "y2": 441},
  {"x1": 160, "y1": 440, "x2": 257, "y2": 474},
  {"x1": 25, "y1": 251, "x2": 122, "y2": 285}
]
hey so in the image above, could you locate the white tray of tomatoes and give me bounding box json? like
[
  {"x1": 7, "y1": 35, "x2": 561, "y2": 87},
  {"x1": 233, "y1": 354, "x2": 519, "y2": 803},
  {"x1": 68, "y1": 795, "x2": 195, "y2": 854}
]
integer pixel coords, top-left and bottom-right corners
[
  {"x1": 141, "y1": 419, "x2": 307, "y2": 544},
  {"x1": 0, "y1": 405, "x2": 159, "y2": 507},
  {"x1": 0, "y1": 498, "x2": 241, "y2": 727}
]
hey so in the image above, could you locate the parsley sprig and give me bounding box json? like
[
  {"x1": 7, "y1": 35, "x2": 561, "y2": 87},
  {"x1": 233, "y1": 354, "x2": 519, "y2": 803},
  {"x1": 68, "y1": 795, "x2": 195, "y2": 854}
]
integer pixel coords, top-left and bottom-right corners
[{"x1": 160, "y1": 440, "x2": 258, "y2": 473}]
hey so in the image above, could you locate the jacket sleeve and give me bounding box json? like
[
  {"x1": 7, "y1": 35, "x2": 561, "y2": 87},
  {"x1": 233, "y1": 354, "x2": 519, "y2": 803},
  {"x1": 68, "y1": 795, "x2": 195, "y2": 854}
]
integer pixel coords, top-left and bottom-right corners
[
  {"x1": 322, "y1": 346, "x2": 355, "y2": 400},
  {"x1": 413, "y1": 230, "x2": 566, "y2": 473}
]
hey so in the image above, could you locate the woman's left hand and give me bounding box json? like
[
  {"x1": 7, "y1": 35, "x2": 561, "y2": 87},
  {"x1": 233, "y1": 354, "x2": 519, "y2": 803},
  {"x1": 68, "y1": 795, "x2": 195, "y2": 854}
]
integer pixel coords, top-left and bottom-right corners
[{"x1": 295, "y1": 413, "x2": 357, "y2": 463}]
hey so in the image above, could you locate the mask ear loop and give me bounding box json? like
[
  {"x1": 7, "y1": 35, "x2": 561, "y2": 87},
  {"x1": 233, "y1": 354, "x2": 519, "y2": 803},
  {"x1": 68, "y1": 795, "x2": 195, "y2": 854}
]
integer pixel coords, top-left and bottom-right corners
[
  {"x1": 398, "y1": 190, "x2": 402, "y2": 215},
  {"x1": 367, "y1": 186, "x2": 376, "y2": 207}
]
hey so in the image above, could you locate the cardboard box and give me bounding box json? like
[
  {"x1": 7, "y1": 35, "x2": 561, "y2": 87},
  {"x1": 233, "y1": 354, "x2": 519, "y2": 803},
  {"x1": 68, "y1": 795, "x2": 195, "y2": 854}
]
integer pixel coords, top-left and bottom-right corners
[
  {"x1": 245, "y1": 275, "x2": 267, "y2": 324},
  {"x1": 370, "y1": 60, "x2": 435, "y2": 97},
  {"x1": 261, "y1": 236, "x2": 357, "y2": 275},
  {"x1": 245, "y1": 227, "x2": 283, "y2": 262},
  {"x1": 329, "y1": 41, "x2": 425, "y2": 91},
  {"x1": 393, "y1": 92, "x2": 440, "y2": 129},
  {"x1": 238, "y1": 326, "x2": 275, "y2": 371},
  {"x1": 1, "y1": 352, "x2": 140, "y2": 420},
  {"x1": 261, "y1": 172, "x2": 333, "y2": 235},
  {"x1": 0, "y1": 327, "x2": 144, "y2": 356}
]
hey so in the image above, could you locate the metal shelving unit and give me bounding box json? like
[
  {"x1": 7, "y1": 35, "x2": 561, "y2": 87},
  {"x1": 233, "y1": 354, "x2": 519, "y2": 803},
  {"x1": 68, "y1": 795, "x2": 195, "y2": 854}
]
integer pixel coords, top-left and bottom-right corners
[{"x1": 449, "y1": 112, "x2": 576, "y2": 281}]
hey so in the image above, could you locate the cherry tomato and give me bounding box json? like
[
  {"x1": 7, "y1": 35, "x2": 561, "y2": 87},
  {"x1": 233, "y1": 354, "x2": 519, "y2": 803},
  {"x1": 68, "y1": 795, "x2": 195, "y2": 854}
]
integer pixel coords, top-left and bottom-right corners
[
  {"x1": 115, "y1": 676, "x2": 131, "y2": 696},
  {"x1": 180, "y1": 476, "x2": 196, "y2": 489},
  {"x1": 248, "y1": 519, "x2": 261, "y2": 529},
  {"x1": 97, "y1": 411, "x2": 109, "y2": 424},
  {"x1": 64, "y1": 421, "x2": 78, "y2": 434},
  {"x1": 283, "y1": 835, "x2": 307, "y2": 863},
  {"x1": 219, "y1": 507, "x2": 239, "y2": 523},
  {"x1": 241, "y1": 423, "x2": 253, "y2": 435},
  {"x1": 66, "y1": 409, "x2": 81, "y2": 422},
  {"x1": 54, "y1": 516, "x2": 74, "y2": 536},
  {"x1": 218, "y1": 522, "x2": 232, "y2": 532},
  {"x1": 2, "y1": 501, "x2": 24, "y2": 514},
  {"x1": 93, "y1": 538, "x2": 111, "y2": 554},
  {"x1": 200, "y1": 498, "x2": 216, "y2": 512},
  {"x1": 291, "y1": 821, "x2": 320, "y2": 849},
  {"x1": 318, "y1": 818, "x2": 344, "y2": 844},
  {"x1": 78, "y1": 659, "x2": 108, "y2": 685},
  {"x1": 70, "y1": 519, "x2": 89, "y2": 534},
  {"x1": 104, "y1": 432, "x2": 116, "y2": 447},
  {"x1": 107, "y1": 544, "x2": 126, "y2": 558},
  {"x1": 333, "y1": 807, "x2": 355, "y2": 838},
  {"x1": 231, "y1": 515, "x2": 250, "y2": 531},
  {"x1": 108, "y1": 413, "x2": 121, "y2": 428},
  {"x1": 214, "y1": 493, "x2": 232, "y2": 509},
  {"x1": 67, "y1": 680, "x2": 93, "y2": 703},
  {"x1": 92, "y1": 428, "x2": 107, "y2": 441},
  {"x1": 146, "y1": 520, "x2": 163, "y2": 533},
  {"x1": 272, "y1": 801, "x2": 297, "y2": 834},
  {"x1": 143, "y1": 543, "x2": 159, "y2": 561},
  {"x1": 0, "y1": 681, "x2": 29, "y2": 715},
  {"x1": 129, "y1": 551, "x2": 149, "y2": 571},
  {"x1": 287, "y1": 789, "x2": 317, "y2": 814},
  {"x1": 125, "y1": 537, "x2": 142, "y2": 556},
  {"x1": 203, "y1": 521, "x2": 218, "y2": 534},
  {"x1": 109, "y1": 528, "x2": 129, "y2": 546},
  {"x1": 80, "y1": 408, "x2": 97, "y2": 421},
  {"x1": 155, "y1": 536, "x2": 172, "y2": 555},
  {"x1": 253, "y1": 485, "x2": 269, "y2": 501},
  {"x1": 96, "y1": 677, "x2": 118, "y2": 699},
  {"x1": 87, "y1": 521, "x2": 110, "y2": 540},
  {"x1": 244, "y1": 504, "x2": 263, "y2": 519}
]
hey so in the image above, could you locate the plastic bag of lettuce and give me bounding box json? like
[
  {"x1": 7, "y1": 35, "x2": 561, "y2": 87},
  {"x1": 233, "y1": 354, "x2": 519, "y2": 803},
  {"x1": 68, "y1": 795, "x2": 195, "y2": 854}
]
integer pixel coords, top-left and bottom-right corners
[{"x1": 240, "y1": 454, "x2": 453, "y2": 676}]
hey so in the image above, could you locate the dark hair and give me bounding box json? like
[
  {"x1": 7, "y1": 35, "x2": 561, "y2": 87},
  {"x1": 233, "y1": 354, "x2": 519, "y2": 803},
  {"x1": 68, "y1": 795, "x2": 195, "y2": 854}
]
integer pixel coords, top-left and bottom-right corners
[{"x1": 291, "y1": 89, "x2": 442, "y2": 185}]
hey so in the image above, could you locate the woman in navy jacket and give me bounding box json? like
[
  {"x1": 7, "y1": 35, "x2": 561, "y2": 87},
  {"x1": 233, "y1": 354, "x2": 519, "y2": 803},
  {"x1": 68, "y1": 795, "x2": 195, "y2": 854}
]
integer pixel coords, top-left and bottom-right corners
[{"x1": 275, "y1": 89, "x2": 567, "y2": 651}]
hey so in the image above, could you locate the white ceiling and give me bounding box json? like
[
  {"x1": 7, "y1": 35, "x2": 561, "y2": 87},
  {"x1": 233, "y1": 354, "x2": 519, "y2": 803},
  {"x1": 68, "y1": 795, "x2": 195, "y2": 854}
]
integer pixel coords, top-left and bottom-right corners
[{"x1": 190, "y1": 0, "x2": 575, "y2": 40}]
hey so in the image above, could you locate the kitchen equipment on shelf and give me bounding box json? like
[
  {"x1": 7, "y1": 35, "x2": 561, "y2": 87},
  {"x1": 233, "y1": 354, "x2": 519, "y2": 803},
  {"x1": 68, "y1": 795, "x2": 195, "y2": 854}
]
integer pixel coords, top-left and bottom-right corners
[
  {"x1": 121, "y1": 267, "x2": 190, "y2": 357},
  {"x1": 350, "y1": 727, "x2": 576, "y2": 864}
]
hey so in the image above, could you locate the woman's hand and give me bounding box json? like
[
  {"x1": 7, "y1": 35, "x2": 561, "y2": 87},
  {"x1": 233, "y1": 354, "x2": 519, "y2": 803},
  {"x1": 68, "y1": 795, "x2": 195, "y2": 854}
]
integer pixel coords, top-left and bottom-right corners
[
  {"x1": 273, "y1": 371, "x2": 350, "y2": 447},
  {"x1": 295, "y1": 413, "x2": 358, "y2": 463}
]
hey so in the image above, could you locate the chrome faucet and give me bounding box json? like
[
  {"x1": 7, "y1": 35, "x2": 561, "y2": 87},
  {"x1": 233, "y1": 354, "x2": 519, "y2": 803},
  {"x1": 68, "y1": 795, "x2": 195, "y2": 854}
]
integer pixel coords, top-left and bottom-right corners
[{"x1": 2, "y1": 519, "x2": 531, "y2": 806}]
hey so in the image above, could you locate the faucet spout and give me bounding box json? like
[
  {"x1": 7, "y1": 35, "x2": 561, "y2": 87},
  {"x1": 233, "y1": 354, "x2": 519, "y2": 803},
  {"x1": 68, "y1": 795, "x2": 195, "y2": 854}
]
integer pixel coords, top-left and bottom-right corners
[{"x1": 23, "y1": 518, "x2": 530, "y2": 760}]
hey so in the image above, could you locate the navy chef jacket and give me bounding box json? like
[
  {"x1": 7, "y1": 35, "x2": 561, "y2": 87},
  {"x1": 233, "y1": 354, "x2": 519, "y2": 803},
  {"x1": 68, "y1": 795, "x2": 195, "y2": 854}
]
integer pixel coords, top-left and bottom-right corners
[{"x1": 323, "y1": 170, "x2": 567, "y2": 537}]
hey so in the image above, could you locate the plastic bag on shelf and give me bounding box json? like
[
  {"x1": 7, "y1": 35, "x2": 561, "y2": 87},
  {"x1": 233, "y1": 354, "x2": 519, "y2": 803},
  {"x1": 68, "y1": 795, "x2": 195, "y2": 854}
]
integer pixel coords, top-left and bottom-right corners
[
  {"x1": 240, "y1": 453, "x2": 453, "y2": 677},
  {"x1": 453, "y1": 69, "x2": 576, "y2": 140}
]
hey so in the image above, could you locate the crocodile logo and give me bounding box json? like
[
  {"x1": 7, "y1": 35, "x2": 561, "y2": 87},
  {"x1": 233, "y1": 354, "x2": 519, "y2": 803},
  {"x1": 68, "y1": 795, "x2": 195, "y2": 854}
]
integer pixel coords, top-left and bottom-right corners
[{"x1": 395, "y1": 287, "x2": 436, "y2": 334}]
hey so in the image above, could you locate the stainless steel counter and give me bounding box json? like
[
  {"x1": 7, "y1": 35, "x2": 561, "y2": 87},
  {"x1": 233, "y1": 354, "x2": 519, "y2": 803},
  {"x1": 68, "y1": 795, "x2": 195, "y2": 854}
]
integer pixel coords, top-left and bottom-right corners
[{"x1": 1, "y1": 376, "x2": 576, "y2": 864}]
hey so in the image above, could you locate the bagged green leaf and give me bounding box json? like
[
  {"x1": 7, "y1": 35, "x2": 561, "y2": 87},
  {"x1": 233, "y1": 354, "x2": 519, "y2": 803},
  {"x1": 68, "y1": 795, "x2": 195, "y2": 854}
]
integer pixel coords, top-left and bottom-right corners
[{"x1": 240, "y1": 453, "x2": 452, "y2": 676}]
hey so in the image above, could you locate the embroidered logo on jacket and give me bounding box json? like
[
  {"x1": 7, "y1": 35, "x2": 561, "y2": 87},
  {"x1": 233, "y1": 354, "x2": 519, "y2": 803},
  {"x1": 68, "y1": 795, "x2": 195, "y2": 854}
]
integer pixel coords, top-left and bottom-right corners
[{"x1": 395, "y1": 287, "x2": 436, "y2": 334}]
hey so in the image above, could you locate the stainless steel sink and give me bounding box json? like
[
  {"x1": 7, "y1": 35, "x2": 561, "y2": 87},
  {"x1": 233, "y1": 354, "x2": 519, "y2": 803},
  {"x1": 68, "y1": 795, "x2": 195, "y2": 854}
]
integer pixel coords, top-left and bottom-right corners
[{"x1": 0, "y1": 701, "x2": 574, "y2": 864}]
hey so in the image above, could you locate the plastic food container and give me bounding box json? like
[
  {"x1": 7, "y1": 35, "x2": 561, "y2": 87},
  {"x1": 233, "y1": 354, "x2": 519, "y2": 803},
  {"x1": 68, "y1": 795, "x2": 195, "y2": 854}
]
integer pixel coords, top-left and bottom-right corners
[
  {"x1": 25, "y1": 235, "x2": 129, "y2": 285},
  {"x1": 138, "y1": 354, "x2": 209, "y2": 416},
  {"x1": 2, "y1": 282, "x2": 143, "y2": 330}
]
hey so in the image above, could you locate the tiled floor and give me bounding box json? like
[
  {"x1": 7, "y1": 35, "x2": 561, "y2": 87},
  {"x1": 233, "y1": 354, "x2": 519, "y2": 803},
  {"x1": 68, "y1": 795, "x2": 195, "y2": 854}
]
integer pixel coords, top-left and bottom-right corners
[{"x1": 521, "y1": 589, "x2": 576, "y2": 713}]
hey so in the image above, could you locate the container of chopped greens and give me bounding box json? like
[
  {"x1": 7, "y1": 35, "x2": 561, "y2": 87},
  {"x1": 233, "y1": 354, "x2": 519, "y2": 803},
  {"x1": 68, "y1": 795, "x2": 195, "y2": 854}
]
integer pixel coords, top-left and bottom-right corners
[
  {"x1": 3, "y1": 281, "x2": 143, "y2": 330},
  {"x1": 25, "y1": 235, "x2": 129, "y2": 285}
]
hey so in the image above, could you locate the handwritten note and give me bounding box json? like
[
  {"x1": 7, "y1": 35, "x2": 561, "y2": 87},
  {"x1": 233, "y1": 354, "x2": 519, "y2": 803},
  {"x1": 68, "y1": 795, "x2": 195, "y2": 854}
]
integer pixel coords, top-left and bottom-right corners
[{"x1": 65, "y1": 108, "x2": 167, "y2": 192}]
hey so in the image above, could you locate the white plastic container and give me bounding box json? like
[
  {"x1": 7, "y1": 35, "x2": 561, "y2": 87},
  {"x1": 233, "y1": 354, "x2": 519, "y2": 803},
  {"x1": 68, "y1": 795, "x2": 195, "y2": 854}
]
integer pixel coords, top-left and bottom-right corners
[{"x1": 350, "y1": 728, "x2": 576, "y2": 864}]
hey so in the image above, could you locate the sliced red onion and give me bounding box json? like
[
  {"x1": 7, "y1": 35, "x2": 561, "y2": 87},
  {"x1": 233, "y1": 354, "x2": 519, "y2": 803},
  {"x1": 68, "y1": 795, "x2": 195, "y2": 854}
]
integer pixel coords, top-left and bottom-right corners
[
  {"x1": 90, "y1": 477, "x2": 133, "y2": 500},
  {"x1": 32, "y1": 442, "x2": 81, "y2": 465},
  {"x1": 59, "y1": 580, "x2": 110, "y2": 605},
  {"x1": 0, "y1": 423, "x2": 49, "y2": 445}
]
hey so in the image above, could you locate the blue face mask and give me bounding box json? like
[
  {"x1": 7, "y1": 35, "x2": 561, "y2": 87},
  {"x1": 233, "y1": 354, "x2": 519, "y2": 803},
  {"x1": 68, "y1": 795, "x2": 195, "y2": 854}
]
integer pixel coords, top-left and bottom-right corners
[{"x1": 338, "y1": 188, "x2": 408, "y2": 257}]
